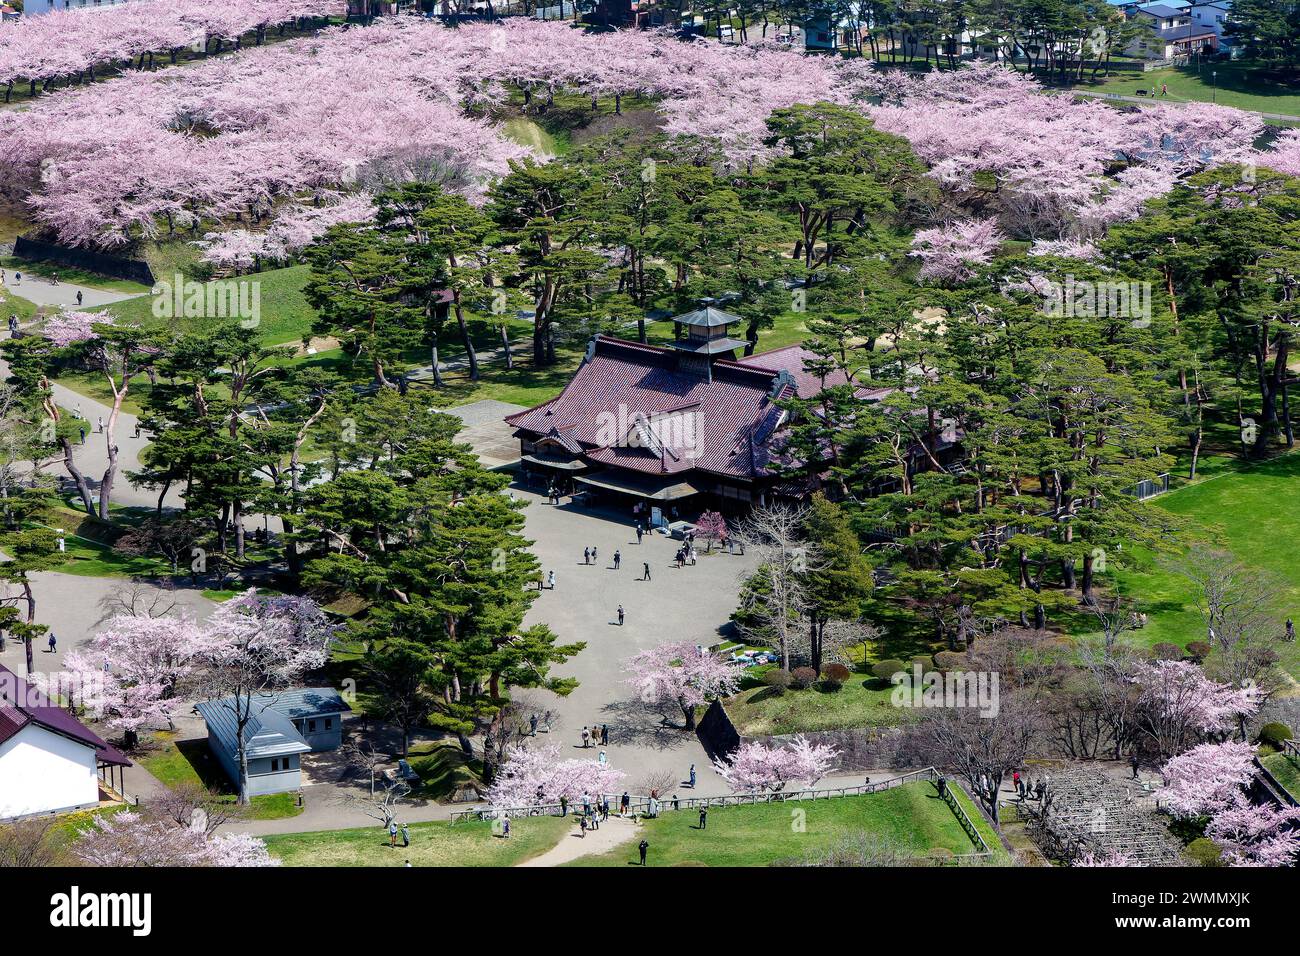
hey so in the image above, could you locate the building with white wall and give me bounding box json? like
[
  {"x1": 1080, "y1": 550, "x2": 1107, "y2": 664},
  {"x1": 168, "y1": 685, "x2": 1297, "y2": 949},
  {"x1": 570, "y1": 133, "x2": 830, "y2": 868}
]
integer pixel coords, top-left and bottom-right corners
[
  {"x1": 18, "y1": 0, "x2": 135, "y2": 16},
  {"x1": 0, "y1": 664, "x2": 131, "y2": 821}
]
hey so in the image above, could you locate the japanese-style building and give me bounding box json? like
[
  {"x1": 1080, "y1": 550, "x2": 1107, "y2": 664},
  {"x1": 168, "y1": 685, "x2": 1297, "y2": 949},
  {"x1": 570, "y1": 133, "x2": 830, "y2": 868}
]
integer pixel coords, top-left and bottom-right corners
[{"x1": 506, "y1": 306, "x2": 886, "y2": 511}]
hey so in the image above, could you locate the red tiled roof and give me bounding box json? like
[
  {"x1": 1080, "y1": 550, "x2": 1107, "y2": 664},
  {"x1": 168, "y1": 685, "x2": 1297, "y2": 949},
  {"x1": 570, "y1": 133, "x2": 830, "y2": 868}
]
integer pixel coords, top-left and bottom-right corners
[
  {"x1": 737, "y1": 344, "x2": 893, "y2": 402},
  {"x1": 0, "y1": 664, "x2": 131, "y2": 767},
  {"x1": 506, "y1": 336, "x2": 792, "y2": 480}
]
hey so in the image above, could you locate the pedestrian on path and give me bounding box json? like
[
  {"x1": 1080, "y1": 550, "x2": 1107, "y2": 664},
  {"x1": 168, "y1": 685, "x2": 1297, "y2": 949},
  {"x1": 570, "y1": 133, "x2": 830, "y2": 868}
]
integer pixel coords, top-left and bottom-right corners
[
  {"x1": 617, "y1": 604, "x2": 624, "y2": 626},
  {"x1": 613, "y1": 549, "x2": 621, "y2": 570},
  {"x1": 96, "y1": 416, "x2": 103, "y2": 434},
  {"x1": 1130, "y1": 753, "x2": 1140, "y2": 779},
  {"x1": 560, "y1": 795, "x2": 568, "y2": 817},
  {"x1": 598, "y1": 749, "x2": 607, "y2": 767},
  {"x1": 529, "y1": 713, "x2": 539, "y2": 736},
  {"x1": 547, "y1": 570, "x2": 555, "y2": 590},
  {"x1": 502, "y1": 817, "x2": 511, "y2": 839},
  {"x1": 639, "y1": 839, "x2": 648, "y2": 865},
  {"x1": 76, "y1": 290, "x2": 83, "y2": 306},
  {"x1": 600, "y1": 724, "x2": 608, "y2": 746},
  {"x1": 47, "y1": 633, "x2": 57, "y2": 654},
  {"x1": 400, "y1": 823, "x2": 410, "y2": 847},
  {"x1": 643, "y1": 562, "x2": 651, "y2": 581},
  {"x1": 601, "y1": 796, "x2": 609, "y2": 820},
  {"x1": 584, "y1": 546, "x2": 590, "y2": 565},
  {"x1": 688, "y1": 764, "x2": 696, "y2": 789},
  {"x1": 698, "y1": 806, "x2": 707, "y2": 829},
  {"x1": 581, "y1": 726, "x2": 590, "y2": 748},
  {"x1": 78, "y1": 426, "x2": 86, "y2": 444},
  {"x1": 620, "y1": 791, "x2": 630, "y2": 814},
  {"x1": 636, "y1": 524, "x2": 643, "y2": 544},
  {"x1": 591, "y1": 546, "x2": 598, "y2": 564},
  {"x1": 578, "y1": 816, "x2": 587, "y2": 838},
  {"x1": 388, "y1": 820, "x2": 398, "y2": 847},
  {"x1": 133, "y1": 422, "x2": 141, "y2": 439}
]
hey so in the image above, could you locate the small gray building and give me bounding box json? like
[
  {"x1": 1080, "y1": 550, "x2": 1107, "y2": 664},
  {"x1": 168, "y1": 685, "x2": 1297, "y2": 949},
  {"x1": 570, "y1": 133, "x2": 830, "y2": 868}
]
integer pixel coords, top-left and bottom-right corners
[{"x1": 195, "y1": 688, "x2": 352, "y2": 797}]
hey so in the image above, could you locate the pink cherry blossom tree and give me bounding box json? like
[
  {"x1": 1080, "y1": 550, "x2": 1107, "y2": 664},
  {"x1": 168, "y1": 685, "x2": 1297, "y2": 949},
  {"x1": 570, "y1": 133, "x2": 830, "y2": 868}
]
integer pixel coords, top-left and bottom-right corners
[
  {"x1": 193, "y1": 590, "x2": 336, "y2": 804},
  {"x1": 694, "y1": 510, "x2": 727, "y2": 552},
  {"x1": 713, "y1": 735, "x2": 838, "y2": 793},
  {"x1": 59, "y1": 613, "x2": 206, "y2": 749},
  {"x1": 910, "y1": 218, "x2": 1004, "y2": 285},
  {"x1": 487, "y1": 745, "x2": 626, "y2": 813},
  {"x1": 1133, "y1": 660, "x2": 1261, "y2": 758},
  {"x1": 74, "y1": 810, "x2": 278, "y2": 867},
  {"x1": 624, "y1": 640, "x2": 740, "y2": 731},
  {"x1": 1205, "y1": 794, "x2": 1300, "y2": 867},
  {"x1": 1159, "y1": 741, "x2": 1259, "y2": 819}
]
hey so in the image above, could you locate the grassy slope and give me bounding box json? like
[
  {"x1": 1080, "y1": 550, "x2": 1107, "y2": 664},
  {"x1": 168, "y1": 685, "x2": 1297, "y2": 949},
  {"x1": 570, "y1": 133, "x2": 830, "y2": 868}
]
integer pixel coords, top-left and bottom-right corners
[
  {"x1": 571, "y1": 781, "x2": 1004, "y2": 867},
  {"x1": 724, "y1": 677, "x2": 917, "y2": 737},
  {"x1": 1068, "y1": 62, "x2": 1300, "y2": 117},
  {"x1": 1098, "y1": 451, "x2": 1300, "y2": 679},
  {"x1": 264, "y1": 816, "x2": 570, "y2": 867}
]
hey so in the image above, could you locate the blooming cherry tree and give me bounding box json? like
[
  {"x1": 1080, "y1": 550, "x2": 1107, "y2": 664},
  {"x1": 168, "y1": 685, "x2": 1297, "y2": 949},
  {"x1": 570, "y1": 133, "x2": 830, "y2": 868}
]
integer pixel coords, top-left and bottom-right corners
[
  {"x1": 1205, "y1": 795, "x2": 1300, "y2": 867},
  {"x1": 713, "y1": 735, "x2": 838, "y2": 793},
  {"x1": 1159, "y1": 741, "x2": 1258, "y2": 819},
  {"x1": 75, "y1": 811, "x2": 278, "y2": 867},
  {"x1": 487, "y1": 745, "x2": 625, "y2": 813},
  {"x1": 624, "y1": 641, "x2": 740, "y2": 731}
]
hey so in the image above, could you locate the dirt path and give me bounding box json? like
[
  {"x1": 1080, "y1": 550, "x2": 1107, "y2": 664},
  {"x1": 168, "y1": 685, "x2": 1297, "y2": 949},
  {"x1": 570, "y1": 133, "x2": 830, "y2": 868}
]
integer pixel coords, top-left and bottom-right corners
[{"x1": 517, "y1": 815, "x2": 637, "y2": 867}]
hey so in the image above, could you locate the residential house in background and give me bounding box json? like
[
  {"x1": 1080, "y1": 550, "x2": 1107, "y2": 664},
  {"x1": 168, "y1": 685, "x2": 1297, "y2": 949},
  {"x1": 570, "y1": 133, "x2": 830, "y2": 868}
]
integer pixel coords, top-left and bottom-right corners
[
  {"x1": 196, "y1": 688, "x2": 351, "y2": 797},
  {"x1": 19, "y1": 0, "x2": 136, "y2": 16},
  {"x1": 1126, "y1": 2, "x2": 1219, "y2": 58},
  {"x1": 0, "y1": 664, "x2": 131, "y2": 821}
]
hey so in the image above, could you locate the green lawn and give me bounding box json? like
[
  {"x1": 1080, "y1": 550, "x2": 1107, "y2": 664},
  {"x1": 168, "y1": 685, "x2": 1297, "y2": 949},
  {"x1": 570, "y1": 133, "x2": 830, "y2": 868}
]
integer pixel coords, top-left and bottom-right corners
[
  {"x1": 723, "y1": 675, "x2": 919, "y2": 737},
  {"x1": 264, "y1": 816, "x2": 570, "y2": 867},
  {"x1": 572, "y1": 781, "x2": 1005, "y2": 867},
  {"x1": 91, "y1": 263, "x2": 316, "y2": 347},
  {"x1": 1261, "y1": 751, "x2": 1300, "y2": 802},
  {"x1": 1069, "y1": 62, "x2": 1300, "y2": 118},
  {"x1": 137, "y1": 731, "x2": 304, "y2": 821},
  {"x1": 1097, "y1": 451, "x2": 1300, "y2": 679}
]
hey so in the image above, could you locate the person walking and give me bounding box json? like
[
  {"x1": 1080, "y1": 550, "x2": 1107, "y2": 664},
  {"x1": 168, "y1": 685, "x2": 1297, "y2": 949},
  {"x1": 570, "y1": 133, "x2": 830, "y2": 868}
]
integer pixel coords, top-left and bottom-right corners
[
  {"x1": 638, "y1": 839, "x2": 648, "y2": 866},
  {"x1": 547, "y1": 570, "x2": 555, "y2": 590},
  {"x1": 600, "y1": 724, "x2": 608, "y2": 746},
  {"x1": 620, "y1": 791, "x2": 630, "y2": 814},
  {"x1": 617, "y1": 604, "x2": 624, "y2": 626},
  {"x1": 96, "y1": 415, "x2": 104, "y2": 434},
  {"x1": 578, "y1": 815, "x2": 587, "y2": 838},
  {"x1": 643, "y1": 561, "x2": 651, "y2": 582},
  {"x1": 388, "y1": 820, "x2": 398, "y2": 847},
  {"x1": 698, "y1": 806, "x2": 708, "y2": 830},
  {"x1": 688, "y1": 764, "x2": 696, "y2": 789},
  {"x1": 1130, "y1": 753, "x2": 1140, "y2": 779},
  {"x1": 76, "y1": 290, "x2": 83, "y2": 307},
  {"x1": 581, "y1": 726, "x2": 590, "y2": 748},
  {"x1": 559, "y1": 795, "x2": 568, "y2": 817},
  {"x1": 400, "y1": 823, "x2": 410, "y2": 847},
  {"x1": 584, "y1": 546, "x2": 591, "y2": 565},
  {"x1": 591, "y1": 546, "x2": 598, "y2": 564},
  {"x1": 672, "y1": 793, "x2": 679, "y2": 811},
  {"x1": 636, "y1": 524, "x2": 643, "y2": 544},
  {"x1": 613, "y1": 549, "x2": 621, "y2": 570},
  {"x1": 47, "y1": 633, "x2": 57, "y2": 654},
  {"x1": 601, "y1": 796, "x2": 609, "y2": 820},
  {"x1": 529, "y1": 713, "x2": 539, "y2": 736},
  {"x1": 502, "y1": 817, "x2": 511, "y2": 839}
]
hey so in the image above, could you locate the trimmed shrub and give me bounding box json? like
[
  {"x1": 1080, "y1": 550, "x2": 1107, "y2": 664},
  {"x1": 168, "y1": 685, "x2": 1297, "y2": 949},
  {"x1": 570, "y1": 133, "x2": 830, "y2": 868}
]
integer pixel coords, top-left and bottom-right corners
[
  {"x1": 872, "y1": 659, "x2": 907, "y2": 683},
  {"x1": 1151, "y1": 642, "x2": 1184, "y2": 661},
  {"x1": 761, "y1": 668, "x2": 792, "y2": 696},
  {"x1": 911, "y1": 655, "x2": 933, "y2": 674},
  {"x1": 934, "y1": 651, "x2": 967, "y2": 672},
  {"x1": 790, "y1": 666, "x2": 818, "y2": 690},
  {"x1": 820, "y1": 662, "x2": 851, "y2": 691},
  {"x1": 1186, "y1": 641, "x2": 1212, "y2": 663},
  {"x1": 1258, "y1": 722, "x2": 1293, "y2": 750},
  {"x1": 1186, "y1": 838, "x2": 1223, "y2": 867}
]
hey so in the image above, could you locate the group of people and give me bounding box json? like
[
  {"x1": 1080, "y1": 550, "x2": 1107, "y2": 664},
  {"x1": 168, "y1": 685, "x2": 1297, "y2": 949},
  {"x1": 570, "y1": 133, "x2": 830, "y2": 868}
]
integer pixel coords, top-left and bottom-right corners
[
  {"x1": 1010, "y1": 770, "x2": 1051, "y2": 802},
  {"x1": 579, "y1": 724, "x2": 609, "y2": 749}
]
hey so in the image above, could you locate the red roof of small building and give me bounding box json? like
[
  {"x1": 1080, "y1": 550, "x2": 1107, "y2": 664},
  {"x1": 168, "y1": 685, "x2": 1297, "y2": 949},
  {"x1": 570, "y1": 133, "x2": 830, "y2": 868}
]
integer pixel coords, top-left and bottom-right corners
[
  {"x1": 0, "y1": 664, "x2": 131, "y2": 767},
  {"x1": 506, "y1": 335, "x2": 794, "y2": 480}
]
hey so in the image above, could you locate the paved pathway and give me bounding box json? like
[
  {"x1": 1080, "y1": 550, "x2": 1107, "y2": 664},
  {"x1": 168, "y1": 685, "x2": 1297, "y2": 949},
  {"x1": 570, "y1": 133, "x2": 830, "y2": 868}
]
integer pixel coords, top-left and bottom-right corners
[
  {"x1": 1, "y1": 275, "x2": 140, "y2": 310},
  {"x1": 517, "y1": 815, "x2": 637, "y2": 866}
]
